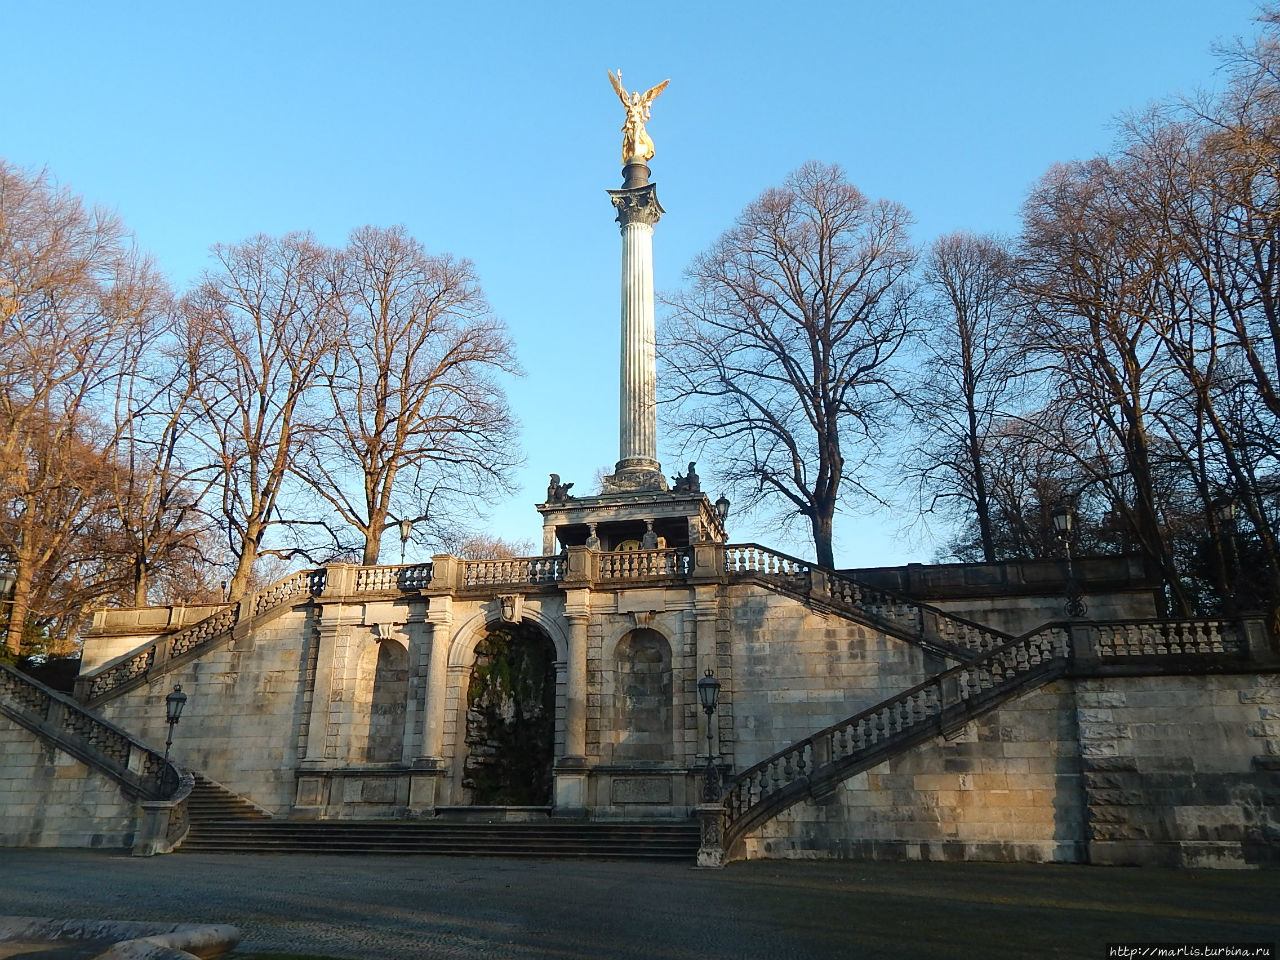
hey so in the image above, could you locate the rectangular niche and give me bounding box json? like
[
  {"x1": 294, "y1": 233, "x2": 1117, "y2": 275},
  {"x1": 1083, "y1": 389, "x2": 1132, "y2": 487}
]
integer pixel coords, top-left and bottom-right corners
[{"x1": 610, "y1": 777, "x2": 673, "y2": 804}]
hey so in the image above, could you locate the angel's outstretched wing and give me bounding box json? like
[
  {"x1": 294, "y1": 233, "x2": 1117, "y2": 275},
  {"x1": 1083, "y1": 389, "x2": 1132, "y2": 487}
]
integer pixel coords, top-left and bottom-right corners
[
  {"x1": 608, "y1": 69, "x2": 628, "y2": 104},
  {"x1": 642, "y1": 79, "x2": 670, "y2": 104}
]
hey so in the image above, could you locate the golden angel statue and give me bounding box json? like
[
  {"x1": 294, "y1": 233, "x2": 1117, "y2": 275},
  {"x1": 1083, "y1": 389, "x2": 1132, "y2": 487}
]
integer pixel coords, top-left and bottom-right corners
[{"x1": 608, "y1": 70, "x2": 670, "y2": 166}]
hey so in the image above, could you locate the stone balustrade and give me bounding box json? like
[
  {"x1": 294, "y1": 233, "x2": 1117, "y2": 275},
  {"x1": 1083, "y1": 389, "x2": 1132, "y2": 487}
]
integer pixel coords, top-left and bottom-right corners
[
  {"x1": 1, "y1": 663, "x2": 181, "y2": 802},
  {"x1": 76, "y1": 542, "x2": 1025, "y2": 705},
  {"x1": 1083, "y1": 618, "x2": 1240, "y2": 657},
  {"x1": 461, "y1": 555, "x2": 564, "y2": 588},
  {"x1": 598, "y1": 547, "x2": 691, "y2": 581}
]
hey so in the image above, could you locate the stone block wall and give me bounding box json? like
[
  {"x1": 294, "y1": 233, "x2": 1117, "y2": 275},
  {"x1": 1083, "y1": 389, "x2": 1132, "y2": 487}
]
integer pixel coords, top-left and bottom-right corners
[
  {"x1": 725, "y1": 585, "x2": 940, "y2": 770},
  {"x1": 0, "y1": 713, "x2": 138, "y2": 849},
  {"x1": 738, "y1": 681, "x2": 1085, "y2": 863},
  {"x1": 1077, "y1": 674, "x2": 1280, "y2": 868},
  {"x1": 735, "y1": 673, "x2": 1280, "y2": 868},
  {"x1": 94, "y1": 606, "x2": 319, "y2": 814}
]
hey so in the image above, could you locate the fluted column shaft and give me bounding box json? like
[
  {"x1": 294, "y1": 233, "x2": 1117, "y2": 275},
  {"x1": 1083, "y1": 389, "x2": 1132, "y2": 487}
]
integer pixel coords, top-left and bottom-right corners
[
  {"x1": 619, "y1": 219, "x2": 657, "y2": 468},
  {"x1": 606, "y1": 174, "x2": 665, "y2": 486}
]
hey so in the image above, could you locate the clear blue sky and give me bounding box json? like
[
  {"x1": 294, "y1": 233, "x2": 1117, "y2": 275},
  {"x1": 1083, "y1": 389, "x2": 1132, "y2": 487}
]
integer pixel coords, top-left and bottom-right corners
[{"x1": 5, "y1": 1, "x2": 1264, "y2": 566}]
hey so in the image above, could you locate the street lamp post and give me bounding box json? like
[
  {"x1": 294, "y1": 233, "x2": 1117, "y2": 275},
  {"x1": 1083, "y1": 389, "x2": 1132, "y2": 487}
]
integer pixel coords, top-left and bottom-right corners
[
  {"x1": 697, "y1": 668, "x2": 722, "y2": 802},
  {"x1": 163, "y1": 684, "x2": 188, "y2": 763},
  {"x1": 1212, "y1": 496, "x2": 1238, "y2": 614},
  {"x1": 1051, "y1": 507, "x2": 1087, "y2": 618},
  {"x1": 398, "y1": 518, "x2": 413, "y2": 565}
]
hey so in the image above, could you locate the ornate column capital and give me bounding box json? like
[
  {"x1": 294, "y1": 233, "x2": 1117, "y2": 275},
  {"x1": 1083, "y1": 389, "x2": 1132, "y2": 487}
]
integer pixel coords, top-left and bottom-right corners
[{"x1": 608, "y1": 183, "x2": 664, "y2": 228}]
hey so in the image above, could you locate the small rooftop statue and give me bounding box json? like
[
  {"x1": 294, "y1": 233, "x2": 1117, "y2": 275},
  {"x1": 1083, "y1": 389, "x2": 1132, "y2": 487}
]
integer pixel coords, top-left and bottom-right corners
[
  {"x1": 546, "y1": 473, "x2": 575, "y2": 503},
  {"x1": 608, "y1": 70, "x2": 670, "y2": 166},
  {"x1": 671, "y1": 461, "x2": 700, "y2": 493}
]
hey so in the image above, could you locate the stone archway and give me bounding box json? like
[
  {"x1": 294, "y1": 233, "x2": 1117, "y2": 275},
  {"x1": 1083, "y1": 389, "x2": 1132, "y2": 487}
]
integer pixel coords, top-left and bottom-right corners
[{"x1": 462, "y1": 620, "x2": 557, "y2": 805}]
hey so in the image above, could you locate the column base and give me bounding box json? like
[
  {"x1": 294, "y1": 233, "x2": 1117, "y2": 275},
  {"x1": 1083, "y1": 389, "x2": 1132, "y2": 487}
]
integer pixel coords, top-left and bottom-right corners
[
  {"x1": 554, "y1": 757, "x2": 590, "y2": 816},
  {"x1": 601, "y1": 461, "x2": 669, "y2": 494}
]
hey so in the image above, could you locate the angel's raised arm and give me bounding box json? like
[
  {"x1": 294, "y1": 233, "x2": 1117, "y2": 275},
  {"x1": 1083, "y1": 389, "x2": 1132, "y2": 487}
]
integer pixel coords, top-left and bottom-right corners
[{"x1": 608, "y1": 70, "x2": 629, "y2": 105}]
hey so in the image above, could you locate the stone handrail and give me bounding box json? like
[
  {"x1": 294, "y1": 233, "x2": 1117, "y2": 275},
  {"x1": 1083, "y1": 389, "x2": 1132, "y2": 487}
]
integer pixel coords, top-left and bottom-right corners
[
  {"x1": 252, "y1": 568, "x2": 328, "y2": 615},
  {"x1": 723, "y1": 543, "x2": 810, "y2": 587},
  {"x1": 462, "y1": 555, "x2": 565, "y2": 588},
  {"x1": 722, "y1": 542, "x2": 1011, "y2": 659},
  {"x1": 715, "y1": 616, "x2": 1257, "y2": 855},
  {"x1": 0, "y1": 662, "x2": 183, "y2": 803},
  {"x1": 598, "y1": 547, "x2": 692, "y2": 581},
  {"x1": 136, "y1": 770, "x2": 195, "y2": 856}
]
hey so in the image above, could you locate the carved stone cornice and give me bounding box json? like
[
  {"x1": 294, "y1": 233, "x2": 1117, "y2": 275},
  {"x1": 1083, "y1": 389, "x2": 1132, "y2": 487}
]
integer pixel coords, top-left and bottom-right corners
[{"x1": 608, "y1": 183, "x2": 664, "y2": 228}]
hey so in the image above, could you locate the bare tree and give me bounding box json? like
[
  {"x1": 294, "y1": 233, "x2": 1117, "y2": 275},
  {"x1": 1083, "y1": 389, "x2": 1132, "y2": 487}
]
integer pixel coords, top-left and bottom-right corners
[
  {"x1": 909, "y1": 232, "x2": 1025, "y2": 562},
  {"x1": 1018, "y1": 155, "x2": 1197, "y2": 614},
  {"x1": 106, "y1": 339, "x2": 220, "y2": 606},
  {"x1": 0, "y1": 161, "x2": 166, "y2": 652},
  {"x1": 181, "y1": 233, "x2": 340, "y2": 601},
  {"x1": 449, "y1": 534, "x2": 535, "y2": 560},
  {"x1": 299, "y1": 226, "x2": 521, "y2": 564},
  {"x1": 660, "y1": 162, "x2": 917, "y2": 568}
]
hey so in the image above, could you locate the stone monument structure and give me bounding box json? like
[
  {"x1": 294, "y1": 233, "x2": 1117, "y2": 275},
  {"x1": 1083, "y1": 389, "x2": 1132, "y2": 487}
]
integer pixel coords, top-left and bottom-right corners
[
  {"x1": 537, "y1": 73, "x2": 727, "y2": 558},
  {"x1": 0, "y1": 73, "x2": 1276, "y2": 868}
]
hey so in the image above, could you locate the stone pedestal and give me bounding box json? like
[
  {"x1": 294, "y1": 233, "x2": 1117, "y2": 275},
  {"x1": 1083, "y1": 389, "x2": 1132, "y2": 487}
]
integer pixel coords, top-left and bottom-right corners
[
  {"x1": 696, "y1": 803, "x2": 727, "y2": 867},
  {"x1": 553, "y1": 756, "x2": 589, "y2": 817}
]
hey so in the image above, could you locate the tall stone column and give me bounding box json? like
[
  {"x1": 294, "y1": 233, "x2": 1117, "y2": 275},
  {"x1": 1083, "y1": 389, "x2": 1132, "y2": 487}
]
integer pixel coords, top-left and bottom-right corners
[{"x1": 604, "y1": 163, "x2": 667, "y2": 493}]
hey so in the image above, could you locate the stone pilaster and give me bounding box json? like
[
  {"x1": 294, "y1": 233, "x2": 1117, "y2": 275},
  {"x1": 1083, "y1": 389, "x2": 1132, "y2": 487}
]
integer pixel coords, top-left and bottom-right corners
[
  {"x1": 418, "y1": 600, "x2": 453, "y2": 764},
  {"x1": 562, "y1": 600, "x2": 591, "y2": 760},
  {"x1": 299, "y1": 604, "x2": 346, "y2": 767},
  {"x1": 555, "y1": 591, "x2": 591, "y2": 815}
]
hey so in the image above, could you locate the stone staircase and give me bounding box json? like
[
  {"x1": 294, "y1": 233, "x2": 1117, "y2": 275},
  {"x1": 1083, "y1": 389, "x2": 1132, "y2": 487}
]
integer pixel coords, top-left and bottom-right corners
[
  {"x1": 187, "y1": 774, "x2": 272, "y2": 823},
  {"x1": 721, "y1": 543, "x2": 1011, "y2": 660},
  {"x1": 712, "y1": 616, "x2": 1258, "y2": 858},
  {"x1": 181, "y1": 772, "x2": 698, "y2": 859},
  {"x1": 0, "y1": 662, "x2": 183, "y2": 803},
  {"x1": 179, "y1": 817, "x2": 701, "y2": 860},
  {"x1": 75, "y1": 564, "x2": 433, "y2": 708},
  {"x1": 0, "y1": 661, "x2": 192, "y2": 854}
]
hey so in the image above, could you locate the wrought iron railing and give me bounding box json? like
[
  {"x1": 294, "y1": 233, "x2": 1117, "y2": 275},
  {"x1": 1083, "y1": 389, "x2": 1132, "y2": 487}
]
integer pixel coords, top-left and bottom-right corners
[{"x1": 716, "y1": 617, "x2": 1253, "y2": 852}]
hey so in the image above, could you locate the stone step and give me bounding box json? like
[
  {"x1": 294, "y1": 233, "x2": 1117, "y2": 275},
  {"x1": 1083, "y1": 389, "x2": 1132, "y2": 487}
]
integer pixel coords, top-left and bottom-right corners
[
  {"x1": 187, "y1": 774, "x2": 270, "y2": 821},
  {"x1": 179, "y1": 819, "x2": 700, "y2": 860}
]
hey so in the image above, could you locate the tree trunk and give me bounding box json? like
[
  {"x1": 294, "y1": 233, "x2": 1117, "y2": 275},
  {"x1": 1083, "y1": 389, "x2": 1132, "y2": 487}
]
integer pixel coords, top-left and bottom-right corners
[
  {"x1": 3, "y1": 558, "x2": 35, "y2": 655},
  {"x1": 811, "y1": 510, "x2": 836, "y2": 570},
  {"x1": 132, "y1": 554, "x2": 149, "y2": 608}
]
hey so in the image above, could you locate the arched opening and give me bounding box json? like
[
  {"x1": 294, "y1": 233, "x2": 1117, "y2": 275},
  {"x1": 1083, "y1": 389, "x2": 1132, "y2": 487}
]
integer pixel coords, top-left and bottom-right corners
[
  {"x1": 462, "y1": 620, "x2": 557, "y2": 804},
  {"x1": 352, "y1": 639, "x2": 408, "y2": 763},
  {"x1": 612, "y1": 628, "x2": 673, "y2": 763}
]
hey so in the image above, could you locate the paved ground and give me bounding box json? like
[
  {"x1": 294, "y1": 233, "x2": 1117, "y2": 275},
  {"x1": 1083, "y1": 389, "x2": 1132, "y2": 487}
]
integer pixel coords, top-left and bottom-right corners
[{"x1": 0, "y1": 851, "x2": 1276, "y2": 959}]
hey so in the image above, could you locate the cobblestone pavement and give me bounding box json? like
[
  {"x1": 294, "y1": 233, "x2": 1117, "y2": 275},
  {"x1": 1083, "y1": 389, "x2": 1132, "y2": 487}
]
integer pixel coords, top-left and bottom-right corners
[{"x1": 1, "y1": 851, "x2": 1277, "y2": 960}]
